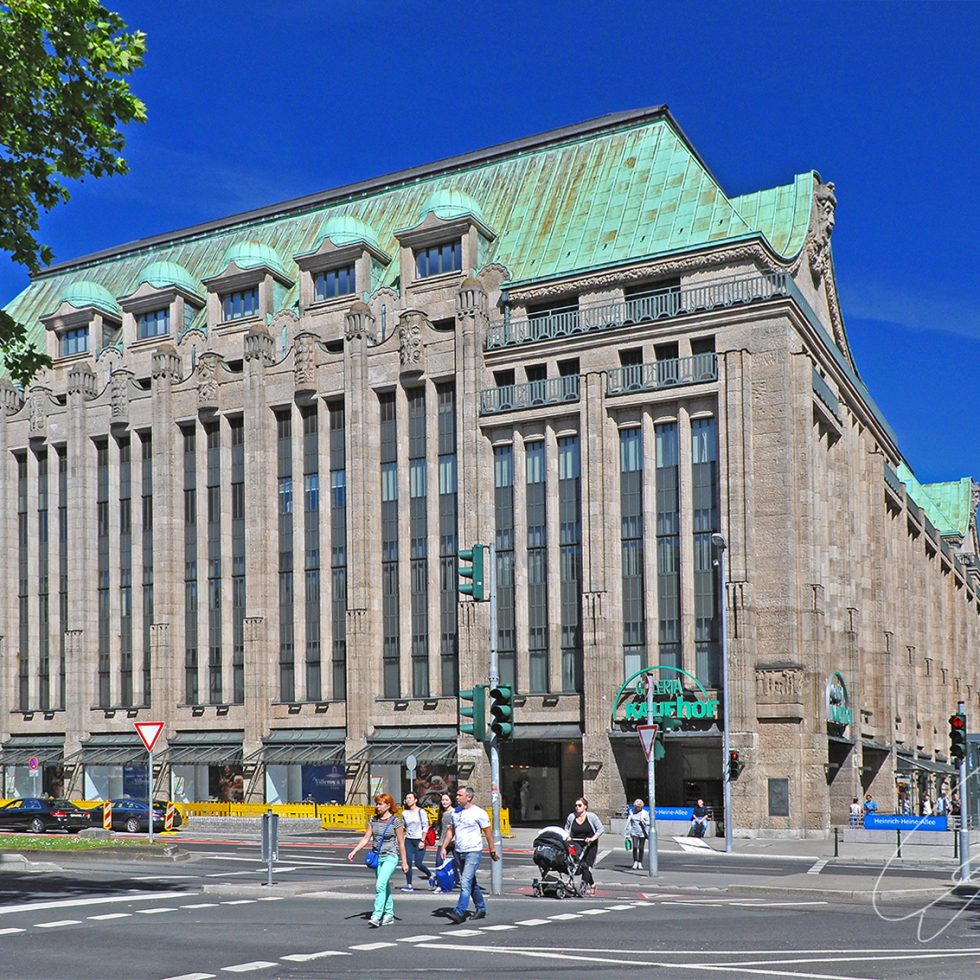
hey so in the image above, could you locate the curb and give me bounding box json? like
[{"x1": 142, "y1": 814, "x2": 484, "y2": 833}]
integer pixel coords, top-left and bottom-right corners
[{"x1": 0, "y1": 844, "x2": 191, "y2": 864}]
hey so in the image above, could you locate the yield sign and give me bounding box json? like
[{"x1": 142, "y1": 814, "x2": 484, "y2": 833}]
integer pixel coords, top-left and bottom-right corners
[
  {"x1": 637, "y1": 724, "x2": 659, "y2": 762},
  {"x1": 134, "y1": 721, "x2": 164, "y2": 753}
]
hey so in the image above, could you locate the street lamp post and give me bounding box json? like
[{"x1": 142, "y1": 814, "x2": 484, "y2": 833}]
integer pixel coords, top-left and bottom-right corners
[{"x1": 712, "y1": 532, "x2": 733, "y2": 854}]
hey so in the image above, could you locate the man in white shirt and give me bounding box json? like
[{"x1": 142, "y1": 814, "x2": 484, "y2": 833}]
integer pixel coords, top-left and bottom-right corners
[{"x1": 439, "y1": 785, "x2": 498, "y2": 923}]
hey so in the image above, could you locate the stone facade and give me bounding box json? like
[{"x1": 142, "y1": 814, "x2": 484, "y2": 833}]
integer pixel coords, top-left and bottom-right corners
[{"x1": 1, "y1": 108, "x2": 978, "y2": 834}]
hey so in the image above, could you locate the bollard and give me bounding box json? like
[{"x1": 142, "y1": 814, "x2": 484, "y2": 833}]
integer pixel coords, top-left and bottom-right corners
[
  {"x1": 261, "y1": 811, "x2": 279, "y2": 887},
  {"x1": 834, "y1": 826, "x2": 839, "y2": 858},
  {"x1": 165, "y1": 803, "x2": 175, "y2": 832},
  {"x1": 103, "y1": 801, "x2": 112, "y2": 830},
  {"x1": 897, "y1": 828, "x2": 902, "y2": 859},
  {"x1": 954, "y1": 824, "x2": 959, "y2": 860}
]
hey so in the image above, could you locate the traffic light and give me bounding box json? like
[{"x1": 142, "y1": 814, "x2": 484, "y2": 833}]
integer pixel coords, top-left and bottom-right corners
[
  {"x1": 728, "y1": 750, "x2": 744, "y2": 781},
  {"x1": 459, "y1": 685, "x2": 487, "y2": 742},
  {"x1": 949, "y1": 713, "x2": 967, "y2": 760},
  {"x1": 458, "y1": 545, "x2": 486, "y2": 601},
  {"x1": 488, "y1": 684, "x2": 514, "y2": 741}
]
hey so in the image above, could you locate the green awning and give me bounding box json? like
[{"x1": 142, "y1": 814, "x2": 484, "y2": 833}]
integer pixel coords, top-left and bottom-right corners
[
  {"x1": 513, "y1": 724, "x2": 582, "y2": 741},
  {"x1": 0, "y1": 736, "x2": 65, "y2": 765},
  {"x1": 68, "y1": 734, "x2": 147, "y2": 766},
  {"x1": 158, "y1": 731, "x2": 244, "y2": 765},
  {"x1": 245, "y1": 729, "x2": 345, "y2": 766},
  {"x1": 349, "y1": 730, "x2": 456, "y2": 765}
]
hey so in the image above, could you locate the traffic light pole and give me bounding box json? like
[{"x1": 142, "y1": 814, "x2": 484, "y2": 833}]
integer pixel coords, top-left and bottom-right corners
[
  {"x1": 487, "y1": 542, "x2": 503, "y2": 896},
  {"x1": 714, "y1": 536, "x2": 733, "y2": 854},
  {"x1": 958, "y1": 700, "x2": 970, "y2": 883},
  {"x1": 646, "y1": 676, "x2": 658, "y2": 875}
]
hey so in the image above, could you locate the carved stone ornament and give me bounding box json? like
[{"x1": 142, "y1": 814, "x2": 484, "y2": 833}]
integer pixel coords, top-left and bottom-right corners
[
  {"x1": 294, "y1": 331, "x2": 318, "y2": 390},
  {"x1": 196, "y1": 351, "x2": 223, "y2": 410},
  {"x1": 271, "y1": 309, "x2": 299, "y2": 353},
  {"x1": 151, "y1": 344, "x2": 182, "y2": 382},
  {"x1": 243, "y1": 323, "x2": 275, "y2": 364},
  {"x1": 398, "y1": 313, "x2": 425, "y2": 373},
  {"x1": 807, "y1": 181, "x2": 837, "y2": 284},
  {"x1": 344, "y1": 301, "x2": 377, "y2": 343},
  {"x1": 456, "y1": 275, "x2": 488, "y2": 318},
  {"x1": 27, "y1": 385, "x2": 51, "y2": 435},
  {"x1": 109, "y1": 369, "x2": 134, "y2": 423},
  {"x1": 755, "y1": 666, "x2": 805, "y2": 702},
  {"x1": 67, "y1": 363, "x2": 98, "y2": 398},
  {"x1": 0, "y1": 378, "x2": 23, "y2": 414}
]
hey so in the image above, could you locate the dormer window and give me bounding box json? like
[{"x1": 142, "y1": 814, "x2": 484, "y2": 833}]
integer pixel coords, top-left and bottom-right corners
[
  {"x1": 415, "y1": 240, "x2": 462, "y2": 279},
  {"x1": 314, "y1": 264, "x2": 356, "y2": 301},
  {"x1": 137, "y1": 308, "x2": 170, "y2": 340},
  {"x1": 221, "y1": 287, "x2": 260, "y2": 322},
  {"x1": 60, "y1": 327, "x2": 89, "y2": 356}
]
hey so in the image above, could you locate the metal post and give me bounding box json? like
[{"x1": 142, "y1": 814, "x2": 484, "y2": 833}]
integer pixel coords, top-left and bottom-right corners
[
  {"x1": 713, "y1": 534, "x2": 733, "y2": 853},
  {"x1": 647, "y1": 674, "x2": 658, "y2": 875},
  {"x1": 834, "y1": 826, "x2": 839, "y2": 858},
  {"x1": 897, "y1": 829, "x2": 902, "y2": 859},
  {"x1": 147, "y1": 749, "x2": 153, "y2": 845},
  {"x1": 959, "y1": 700, "x2": 970, "y2": 883},
  {"x1": 487, "y1": 542, "x2": 503, "y2": 896}
]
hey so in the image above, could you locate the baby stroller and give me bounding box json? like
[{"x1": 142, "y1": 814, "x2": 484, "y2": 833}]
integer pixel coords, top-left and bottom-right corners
[{"x1": 531, "y1": 827, "x2": 588, "y2": 899}]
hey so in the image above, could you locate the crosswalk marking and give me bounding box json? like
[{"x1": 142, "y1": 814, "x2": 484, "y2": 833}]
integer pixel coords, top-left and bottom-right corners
[
  {"x1": 480, "y1": 924, "x2": 517, "y2": 931},
  {"x1": 549, "y1": 912, "x2": 581, "y2": 920},
  {"x1": 36, "y1": 919, "x2": 81, "y2": 928},
  {"x1": 161, "y1": 974, "x2": 215, "y2": 980},
  {"x1": 182, "y1": 903, "x2": 219, "y2": 910},
  {"x1": 281, "y1": 951, "x2": 350, "y2": 961},
  {"x1": 88, "y1": 913, "x2": 131, "y2": 920},
  {"x1": 580, "y1": 908, "x2": 610, "y2": 915},
  {"x1": 349, "y1": 942, "x2": 395, "y2": 951},
  {"x1": 221, "y1": 963, "x2": 277, "y2": 973},
  {"x1": 807, "y1": 859, "x2": 828, "y2": 875},
  {"x1": 397, "y1": 934, "x2": 443, "y2": 942},
  {"x1": 515, "y1": 918, "x2": 551, "y2": 926},
  {"x1": 442, "y1": 928, "x2": 482, "y2": 936},
  {"x1": 137, "y1": 907, "x2": 178, "y2": 914},
  {"x1": 0, "y1": 927, "x2": 25, "y2": 935}
]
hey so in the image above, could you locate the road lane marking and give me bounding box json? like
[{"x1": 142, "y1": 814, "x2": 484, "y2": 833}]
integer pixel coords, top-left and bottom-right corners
[
  {"x1": 480, "y1": 924, "x2": 517, "y2": 931},
  {"x1": 0, "y1": 927, "x2": 25, "y2": 935},
  {"x1": 161, "y1": 974, "x2": 215, "y2": 980},
  {"x1": 133, "y1": 875, "x2": 200, "y2": 881},
  {"x1": 606, "y1": 904, "x2": 634, "y2": 910},
  {"x1": 580, "y1": 908, "x2": 610, "y2": 915},
  {"x1": 397, "y1": 934, "x2": 443, "y2": 942},
  {"x1": 36, "y1": 920, "x2": 81, "y2": 928},
  {"x1": 441, "y1": 928, "x2": 482, "y2": 936},
  {"x1": 257, "y1": 896, "x2": 284, "y2": 901},
  {"x1": 182, "y1": 903, "x2": 219, "y2": 909},
  {"x1": 281, "y1": 951, "x2": 351, "y2": 961},
  {"x1": 348, "y1": 942, "x2": 395, "y2": 951},
  {"x1": 222, "y1": 900, "x2": 258, "y2": 905},
  {"x1": 137, "y1": 908, "x2": 178, "y2": 914},
  {"x1": 221, "y1": 963, "x2": 277, "y2": 973},
  {"x1": 548, "y1": 913, "x2": 581, "y2": 920},
  {"x1": 89, "y1": 913, "x2": 132, "y2": 920},
  {"x1": 0, "y1": 891, "x2": 190, "y2": 915},
  {"x1": 807, "y1": 859, "x2": 828, "y2": 875},
  {"x1": 515, "y1": 918, "x2": 551, "y2": 926}
]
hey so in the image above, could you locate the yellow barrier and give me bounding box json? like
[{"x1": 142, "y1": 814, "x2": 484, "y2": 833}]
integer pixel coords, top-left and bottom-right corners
[{"x1": 321, "y1": 805, "x2": 511, "y2": 836}]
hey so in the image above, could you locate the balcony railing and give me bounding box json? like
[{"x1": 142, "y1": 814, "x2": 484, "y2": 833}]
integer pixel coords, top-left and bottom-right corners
[
  {"x1": 487, "y1": 271, "x2": 791, "y2": 350},
  {"x1": 480, "y1": 375, "x2": 581, "y2": 416},
  {"x1": 607, "y1": 353, "x2": 718, "y2": 396}
]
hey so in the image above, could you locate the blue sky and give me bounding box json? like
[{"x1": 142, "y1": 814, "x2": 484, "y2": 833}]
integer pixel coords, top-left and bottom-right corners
[{"x1": 2, "y1": 0, "x2": 976, "y2": 487}]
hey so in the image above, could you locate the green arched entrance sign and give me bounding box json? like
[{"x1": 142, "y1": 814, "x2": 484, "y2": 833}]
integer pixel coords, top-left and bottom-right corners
[{"x1": 611, "y1": 665, "x2": 720, "y2": 726}]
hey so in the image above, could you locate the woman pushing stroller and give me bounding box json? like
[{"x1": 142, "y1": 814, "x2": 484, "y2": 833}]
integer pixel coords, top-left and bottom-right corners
[{"x1": 564, "y1": 797, "x2": 603, "y2": 895}]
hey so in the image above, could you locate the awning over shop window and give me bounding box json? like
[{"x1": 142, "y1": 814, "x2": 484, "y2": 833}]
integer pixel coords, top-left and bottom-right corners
[
  {"x1": 896, "y1": 753, "x2": 956, "y2": 775},
  {"x1": 0, "y1": 736, "x2": 65, "y2": 766},
  {"x1": 513, "y1": 724, "x2": 582, "y2": 741},
  {"x1": 861, "y1": 739, "x2": 892, "y2": 754},
  {"x1": 66, "y1": 733, "x2": 146, "y2": 766},
  {"x1": 157, "y1": 731, "x2": 244, "y2": 765},
  {"x1": 349, "y1": 727, "x2": 457, "y2": 765},
  {"x1": 245, "y1": 729, "x2": 345, "y2": 766}
]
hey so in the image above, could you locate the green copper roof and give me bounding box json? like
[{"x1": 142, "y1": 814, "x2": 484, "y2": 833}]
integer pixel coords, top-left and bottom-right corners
[
  {"x1": 8, "y1": 109, "x2": 817, "y2": 351},
  {"x1": 897, "y1": 464, "x2": 974, "y2": 536},
  {"x1": 133, "y1": 260, "x2": 202, "y2": 297},
  {"x1": 417, "y1": 187, "x2": 488, "y2": 227},
  {"x1": 49, "y1": 280, "x2": 121, "y2": 318},
  {"x1": 296, "y1": 214, "x2": 386, "y2": 258}
]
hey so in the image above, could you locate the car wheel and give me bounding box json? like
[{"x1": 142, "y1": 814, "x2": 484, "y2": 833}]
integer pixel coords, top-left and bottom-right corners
[
  {"x1": 124, "y1": 817, "x2": 141, "y2": 834},
  {"x1": 29, "y1": 817, "x2": 45, "y2": 834}
]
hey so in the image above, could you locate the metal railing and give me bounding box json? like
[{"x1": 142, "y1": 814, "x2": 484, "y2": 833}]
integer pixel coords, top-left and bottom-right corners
[
  {"x1": 607, "y1": 353, "x2": 718, "y2": 396},
  {"x1": 487, "y1": 271, "x2": 791, "y2": 349},
  {"x1": 480, "y1": 374, "x2": 581, "y2": 416}
]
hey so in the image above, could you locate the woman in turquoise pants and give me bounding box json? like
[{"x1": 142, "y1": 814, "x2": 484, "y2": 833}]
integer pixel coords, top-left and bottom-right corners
[{"x1": 348, "y1": 793, "x2": 409, "y2": 926}]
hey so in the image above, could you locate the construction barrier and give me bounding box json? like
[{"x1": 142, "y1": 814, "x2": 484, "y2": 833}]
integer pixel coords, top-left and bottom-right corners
[
  {"x1": 165, "y1": 803, "x2": 176, "y2": 831},
  {"x1": 102, "y1": 801, "x2": 112, "y2": 829}
]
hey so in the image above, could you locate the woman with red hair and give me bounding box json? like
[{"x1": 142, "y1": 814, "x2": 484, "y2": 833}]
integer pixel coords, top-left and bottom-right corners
[{"x1": 348, "y1": 793, "x2": 409, "y2": 926}]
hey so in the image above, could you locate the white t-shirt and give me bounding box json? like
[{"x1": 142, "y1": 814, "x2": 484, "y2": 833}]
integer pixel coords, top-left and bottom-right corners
[{"x1": 451, "y1": 804, "x2": 490, "y2": 852}]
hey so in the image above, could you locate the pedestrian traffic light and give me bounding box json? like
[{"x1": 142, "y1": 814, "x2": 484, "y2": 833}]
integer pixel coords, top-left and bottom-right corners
[
  {"x1": 488, "y1": 684, "x2": 514, "y2": 741},
  {"x1": 728, "y1": 750, "x2": 744, "y2": 780},
  {"x1": 949, "y1": 713, "x2": 967, "y2": 760},
  {"x1": 458, "y1": 545, "x2": 486, "y2": 601},
  {"x1": 459, "y1": 685, "x2": 487, "y2": 742}
]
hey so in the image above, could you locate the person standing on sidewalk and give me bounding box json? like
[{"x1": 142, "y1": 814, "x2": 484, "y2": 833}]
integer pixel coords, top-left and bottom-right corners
[
  {"x1": 400, "y1": 792, "x2": 433, "y2": 891},
  {"x1": 849, "y1": 798, "x2": 862, "y2": 828},
  {"x1": 565, "y1": 798, "x2": 604, "y2": 895},
  {"x1": 862, "y1": 793, "x2": 878, "y2": 826},
  {"x1": 347, "y1": 793, "x2": 409, "y2": 927},
  {"x1": 624, "y1": 798, "x2": 649, "y2": 869},
  {"x1": 439, "y1": 786, "x2": 498, "y2": 923}
]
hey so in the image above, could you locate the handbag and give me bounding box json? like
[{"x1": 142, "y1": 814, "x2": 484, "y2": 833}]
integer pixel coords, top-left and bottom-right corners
[
  {"x1": 424, "y1": 825, "x2": 437, "y2": 847},
  {"x1": 365, "y1": 817, "x2": 396, "y2": 869}
]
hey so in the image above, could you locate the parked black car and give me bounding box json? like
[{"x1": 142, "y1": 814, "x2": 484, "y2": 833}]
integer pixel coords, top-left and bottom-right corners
[
  {"x1": 105, "y1": 798, "x2": 182, "y2": 833},
  {"x1": 0, "y1": 798, "x2": 93, "y2": 834}
]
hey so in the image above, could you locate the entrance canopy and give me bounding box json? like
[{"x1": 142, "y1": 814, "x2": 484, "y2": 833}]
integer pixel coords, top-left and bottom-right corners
[
  {"x1": 246, "y1": 729, "x2": 345, "y2": 766},
  {"x1": 349, "y1": 726, "x2": 457, "y2": 765},
  {"x1": 67, "y1": 733, "x2": 146, "y2": 766},
  {"x1": 897, "y1": 754, "x2": 957, "y2": 775},
  {"x1": 0, "y1": 735, "x2": 65, "y2": 765},
  {"x1": 157, "y1": 731, "x2": 244, "y2": 765}
]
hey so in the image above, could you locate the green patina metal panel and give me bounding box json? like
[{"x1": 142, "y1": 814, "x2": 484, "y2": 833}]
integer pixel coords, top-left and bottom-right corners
[{"x1": 897, "y1": 464, "x2": 974, "y2": 537}]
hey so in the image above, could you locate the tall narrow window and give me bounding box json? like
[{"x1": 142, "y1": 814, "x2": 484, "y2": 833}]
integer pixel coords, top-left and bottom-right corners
[
  {"x1": 140, "y1": 433, "x2": 153, "y2": 703},
  {"x1": 37, "y1": 450, "x2": 50, "y2": 710},
  {"x1": 57, "y1": 448, "x2": 68, "y2": 707},
  {"x1": 221, "y1": 287, "x2": 258, "y2": 321},
  {"x1": 380, "y1": 392, "x2": 400, "y2": 697},
  {"x1": 183, "y1": 426, "x2": 199, "y2": 704},
  {"x1": 558, "y1": 436, "x2": 582, "y2": 692},
  {"x1": 17, "y1": 454, "x2": 29, "y2": 710},
  {"x1": 118, "y1": 436, "x2": 133, "y2": 706},
  {"x1": 526, "y1": 441, "x2": 549, "y2": 693},
  {"x1": 96, "y1": 440, "x2": 110, "y2": 706},
  {"x1": 137, "y1": 308, "x2": 170, "y2": 339},
  {"x1": 408, "y1": 388, "x2": 428, "y2": 697},
  {"x1": 314, "y1": 264, "x2": 355, "y2": 301},
  {"x1": 302, "y1": 406, "x2": 321, "y2": 701},
  {"x1": 438, "y1": 384, "x2": 459, "y2": 694},
  {"x1": 620, "y1": 428, "x2": 645, "y2": 678},
  {"x1": 329, "y1": 402, "x2": 347, "y2": 698},
  {"x1": 494, "y1": 445, "x2": 515, "y2": 689},
  {"x1": 692, "y1": 417, "x2": 720, "y2": 688},
  {"x1": 230, "y1": 417, "x2": 245, "y2": 703},
  {"x1": 415, "y1": 240, "x2": 462, "y2": 279},
  {"x1": 655, "y1": 423, "x2": 680, "y2": 669},
  {"x1": 203, "y1": 422, "x2": 221, "y2": 703},
  {"x1": 277, "y1": 410, "x2": 294, "y2": 701}
]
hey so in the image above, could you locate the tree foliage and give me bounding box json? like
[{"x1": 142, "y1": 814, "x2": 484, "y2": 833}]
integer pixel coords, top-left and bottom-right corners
[{"x1": 0, "y1": 0, "x2": 146, "y2": 386}]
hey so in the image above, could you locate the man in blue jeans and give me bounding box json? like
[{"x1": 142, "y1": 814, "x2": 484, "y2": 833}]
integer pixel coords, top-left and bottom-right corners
[{"x1": 438, "y1": 785, "x2": 499, "y2": 923}]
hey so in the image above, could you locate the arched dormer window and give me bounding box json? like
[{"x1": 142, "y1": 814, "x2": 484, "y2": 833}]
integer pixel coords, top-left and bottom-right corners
[
  {"x1": 202, "y1": 241, "x2": 293, "y2": 330},
  {"x1": 40, "y1": 281, "x2": 122, "y2": 362},
  {"x1": 118, "y1": 260, "x2": 204, "y2": 348}
]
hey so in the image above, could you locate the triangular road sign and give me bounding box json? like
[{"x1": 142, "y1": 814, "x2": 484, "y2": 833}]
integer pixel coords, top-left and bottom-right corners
[
  {"x1": 637, "y1": 724, "x2": 659, "y2": 761},
  {"x1": 134, "y1": 721, "x2": 164, "y2": 753}
]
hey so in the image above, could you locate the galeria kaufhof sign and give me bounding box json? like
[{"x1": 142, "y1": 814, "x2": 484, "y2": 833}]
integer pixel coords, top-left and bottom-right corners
[{"x1": 611, "y1": 666, "x2": 720, "y2": 726}]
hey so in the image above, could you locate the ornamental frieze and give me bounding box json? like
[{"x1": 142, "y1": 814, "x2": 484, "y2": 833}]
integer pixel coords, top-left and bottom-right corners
[{"x1": 398, "y1": 312, "x2": 426, "y2": 374}]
